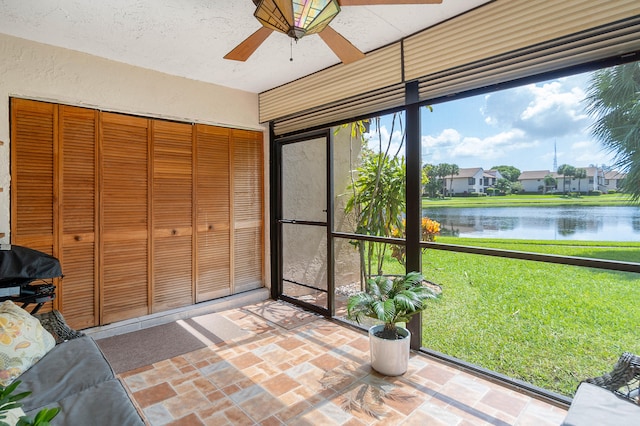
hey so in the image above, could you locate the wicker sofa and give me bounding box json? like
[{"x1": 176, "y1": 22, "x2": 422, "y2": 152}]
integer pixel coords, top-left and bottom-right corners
[
  {"x1": 562, "y1": 352, "x2": 640, "y2": 426},
  {"x1": 15, "y1": 311, "x2": 145, "y2": 425}
]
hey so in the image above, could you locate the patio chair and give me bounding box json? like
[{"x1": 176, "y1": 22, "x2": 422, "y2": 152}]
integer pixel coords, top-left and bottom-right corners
[
  {"x1": 584, "y1": 352, "x2": 640, "y2": 403},
  {"x1": 34, "y1": 309, "x2": 85, "y2": 344},
  {"x1": 561, "y1": 352, "x2": 640, "y2": 426}
]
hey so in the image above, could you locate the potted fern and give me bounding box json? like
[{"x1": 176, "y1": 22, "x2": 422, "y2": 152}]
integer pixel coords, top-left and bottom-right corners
[{"x1": 346, "y1": 271, "x2": 439, "y2": 376}]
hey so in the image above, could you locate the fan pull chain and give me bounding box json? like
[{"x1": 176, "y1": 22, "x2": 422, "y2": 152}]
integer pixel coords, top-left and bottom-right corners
[{"x1": 290, "y1": 38, "x2": 294, "y2": 62}]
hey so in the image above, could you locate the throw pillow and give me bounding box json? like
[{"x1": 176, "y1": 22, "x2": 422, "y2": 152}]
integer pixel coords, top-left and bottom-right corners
[
  {"x1": 0, "y1": 406, "x2": 26, "y2": 426},
  {"x1": 0, "y1": 301, "x2": 56, "y2": 386}
]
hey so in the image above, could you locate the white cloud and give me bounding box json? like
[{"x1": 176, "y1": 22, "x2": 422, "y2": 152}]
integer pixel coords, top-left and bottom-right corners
[
  {"x1": 571, "y1": 140, "x2": 593, "y2": 150},
  {"x1": 422, "y1": 128, "x2": 460, "y2": 148},
  {"x1": 395, "y1": 71, "x2": 615, "y2": 171},
  {"x1": 423, "y1": 128, "x2": 536, "y2": 163},
  {"x1": 521, "y1": 83, "x2": 586, "y2": 120},
  {"x1": 570, "y1": 139, "x2": 613, "y2": 166},
  {"x1": 451, "y1": 130, "x2": 532, "y2": 159},
  {"x1": 365, "y1": 123, "x2": 405, "y2": 156},
  {"x1": 574, "y1": 151, "x2": 612, "y2": 166},
  {"x1": 483, "y1": 76, "x2": 590, "y2": 139}
]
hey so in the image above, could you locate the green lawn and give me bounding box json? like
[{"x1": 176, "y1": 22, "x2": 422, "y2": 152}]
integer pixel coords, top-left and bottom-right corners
[
  {"x1": 418, "y1": 237, "x2": 640, "y2": 397},
  {"x1": 422, "y1": 193, "x2": 633, "y2": 208},
  {"x1": 440, "y1": 237, "x2": 640, "y2": 263}
]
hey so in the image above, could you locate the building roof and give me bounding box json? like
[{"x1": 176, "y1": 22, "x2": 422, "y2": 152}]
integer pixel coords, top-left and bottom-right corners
[
  {"x1": 604, "y1": 170, "x2": 626, "y2": 180},
  {"x1": 455, "y1": 167, "x2": 483, "y2": 178},
  {"x1": 518, "y1": 170, "x2": 553, "y2": 180}
]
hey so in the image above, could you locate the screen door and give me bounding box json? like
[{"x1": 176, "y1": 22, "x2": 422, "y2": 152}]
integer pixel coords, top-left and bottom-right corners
[{"x1": 278, "y1": 132, "x2": 332, "y2": 315}]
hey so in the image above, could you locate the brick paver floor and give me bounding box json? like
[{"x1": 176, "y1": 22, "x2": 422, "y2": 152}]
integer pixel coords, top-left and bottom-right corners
[{"x1": 120, "y1": 301, "x2": 568, "y2": 425}]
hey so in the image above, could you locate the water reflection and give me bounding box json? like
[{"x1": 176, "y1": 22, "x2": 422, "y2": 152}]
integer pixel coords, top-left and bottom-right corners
[{"x1": 425, "y1": 206, "x2": 640, "y2": 241}]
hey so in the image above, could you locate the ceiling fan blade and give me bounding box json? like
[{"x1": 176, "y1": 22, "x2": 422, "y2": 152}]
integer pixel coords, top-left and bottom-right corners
[
  {"x1": 318, "y1": 26, "x2": 366, "y2": 64},
  {"x1": 224, "y1": 27, "x2": 273, "y2": 62},
  {"x1": 339, "y1": 0, "x2": 442, "y2": 5}
]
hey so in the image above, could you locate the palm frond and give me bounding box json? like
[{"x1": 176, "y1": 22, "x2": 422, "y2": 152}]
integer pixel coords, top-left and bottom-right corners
[{"x1": 347, "y1": 272, "x2": 440, "y2": 326}]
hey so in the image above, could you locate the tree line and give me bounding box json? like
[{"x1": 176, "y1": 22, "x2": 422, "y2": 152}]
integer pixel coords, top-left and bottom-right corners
[{"x1": 422, "y1": 163, "x2": 459, "y2": 198}]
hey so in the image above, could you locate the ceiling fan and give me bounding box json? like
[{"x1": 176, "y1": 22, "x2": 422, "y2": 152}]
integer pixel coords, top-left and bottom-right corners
[{"x1": 224, "y1": 0, "x2": 443, "y2": 64}]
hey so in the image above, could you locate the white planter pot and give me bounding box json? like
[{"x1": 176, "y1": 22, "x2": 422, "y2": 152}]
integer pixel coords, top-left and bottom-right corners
[{"x1": 368, "y1": 324, "x2": 411, "y2": 376}]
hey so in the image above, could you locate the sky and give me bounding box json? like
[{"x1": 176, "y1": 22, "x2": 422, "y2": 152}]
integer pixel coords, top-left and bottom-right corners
[{"x1": 366, "y1": 69, "x2": 617, "y2": 173}]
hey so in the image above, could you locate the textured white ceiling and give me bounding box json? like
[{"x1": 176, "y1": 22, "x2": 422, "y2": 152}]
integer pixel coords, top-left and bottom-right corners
[{"x1": 0, "y1": 0, "x2": 491, "y2": 93}]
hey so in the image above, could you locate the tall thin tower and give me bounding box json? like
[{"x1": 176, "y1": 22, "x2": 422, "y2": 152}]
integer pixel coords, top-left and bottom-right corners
[{"x1": 553, "y1": 140, "x2": 558, "y2": 172}]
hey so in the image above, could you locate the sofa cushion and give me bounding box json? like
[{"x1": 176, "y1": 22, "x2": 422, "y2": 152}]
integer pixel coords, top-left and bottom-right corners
[
  {"x1": 0, "y1": 301, "x2": 56, "y2": 386},
  {"x1": 23, "y1": 379, "x2": 145, "y2": 425},
  {"x1": 562, "y1": 382, "x2": 640, "y2": 425},
  {"x1": 17, "y1": 336, "x2": 115, "y2": 412}
]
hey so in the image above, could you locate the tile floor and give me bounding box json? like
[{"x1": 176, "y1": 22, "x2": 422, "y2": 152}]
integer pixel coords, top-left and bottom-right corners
[{"x1": 119, "y1": 301, "x2": 568, "y2": 425}]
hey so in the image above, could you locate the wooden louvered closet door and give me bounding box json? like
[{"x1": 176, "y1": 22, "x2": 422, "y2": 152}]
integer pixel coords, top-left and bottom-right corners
[
  {"x1": 101, "y1": 113, "x2": 150, "y2": 323},
  {"x1": 11, "y1": 99, "x2": 264, "y2": 327},
  {"x1": 10, "y1": 99, "x2": 56, "y2": 256},
  {"x1": 152, "y1": 120, "x2": 194, "y2": 311},
  {"x1": 195, "y1": 124, "x2": 231, "y2": 301},
  {"x1": 58, "y1": 106, "x2": 98, "y2": 328},
  {"x1": 232, "y1": 130, "x2": 264, "y2": 292}
]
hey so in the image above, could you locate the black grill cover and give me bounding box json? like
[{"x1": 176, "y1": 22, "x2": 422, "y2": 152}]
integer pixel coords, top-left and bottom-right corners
[{"x1": 0, "y1": 245, "x2": 62, "y2": 286}]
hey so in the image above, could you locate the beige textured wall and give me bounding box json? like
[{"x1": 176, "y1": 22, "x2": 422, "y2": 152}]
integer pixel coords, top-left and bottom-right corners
[{"x1": 0, "y1": 33, "x2": 265, "y2": 248}]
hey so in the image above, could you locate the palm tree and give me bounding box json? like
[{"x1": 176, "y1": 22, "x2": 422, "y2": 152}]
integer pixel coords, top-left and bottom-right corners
[
  {"x1": 448, "y1": 164, "x2": 459, "y2": 197},
  {"x1": 557, "y1": 164, "x2": 575, "y2": 194},
  {"x1": 586, "y1": 62, "x2": 640, "y2": 202},
  {"x1": 574, "y1": 168, "x2": 587, "y2": 195},
  {"x1": 436, "y1": 163, "x2": 451, "y2": 198},
  {"x1": 543, "y1": 174, "x2": 557, "y2": 194},
  {"x1": 423, "y1": 163, "x2": 439, "y2": 197}
]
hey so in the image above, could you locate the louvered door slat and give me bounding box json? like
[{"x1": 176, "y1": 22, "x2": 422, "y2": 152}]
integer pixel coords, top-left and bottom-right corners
[
  {"x1": 10, "y1": 99, "x2": 56, "y2": 253},
  {"x1": 152, "y1": 120, "x2": 193, "y2": 311},
  {"x1": 59, "y1": 105, "x2": 98, "y2": 328},
  {"x1": 232, "y1": 130, "x2": 264, "y2": 292},
  {"x1": 195, "y1": 125, "x2": 231, "y2": 301},
  {"x1": 9, "y1": 99, "x2": 57, "y2": 314},
  {"x1": 101, "y1": 113, "x2": 149, "y2": 323}
]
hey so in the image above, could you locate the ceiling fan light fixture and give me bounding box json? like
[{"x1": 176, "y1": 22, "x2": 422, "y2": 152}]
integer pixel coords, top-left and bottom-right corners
[{"x1": 254, "y1": 0, "x2": 341, "y2": 40}]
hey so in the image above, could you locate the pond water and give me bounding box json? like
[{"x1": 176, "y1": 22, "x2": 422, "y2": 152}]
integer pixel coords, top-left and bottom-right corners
[{"x1": 424, "y1": 206, "x2": 640, "y2": 241}]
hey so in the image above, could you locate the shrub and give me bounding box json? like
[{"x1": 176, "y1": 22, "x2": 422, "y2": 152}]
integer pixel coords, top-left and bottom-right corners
[
  {"x1": 588, "y1": 190, "x2": 602, "y2": 196},
  {"x1": 390, "y1": 218, "x2": 441, "y2": 266}
]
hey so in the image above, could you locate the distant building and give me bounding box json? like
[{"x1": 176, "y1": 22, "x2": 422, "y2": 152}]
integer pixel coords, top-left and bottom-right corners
[
  {"x1": 558, "y1": 166, "x2": 626, "y2": 194},
  {"x1": 447, "y1": 168, "x2": 503, "y2": 195},
  {"x1": 483, "y1": 170, "x2": 502, "y2": 187},
  {"x1": 518, "y1": 170, "x2": 555, "y2": 193},
  {"x1": 599, "y1": 170, "x2": 626, "y2": 192},
  {"x1": 558, "y1": 167, "x2": 596, "y2": 193},
  {"x1": 517, "y1": 166, "x2": 626, "y2": 194},
  {"x1": 439, "y1": 165, "x2": 625, "y2": 196}
]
